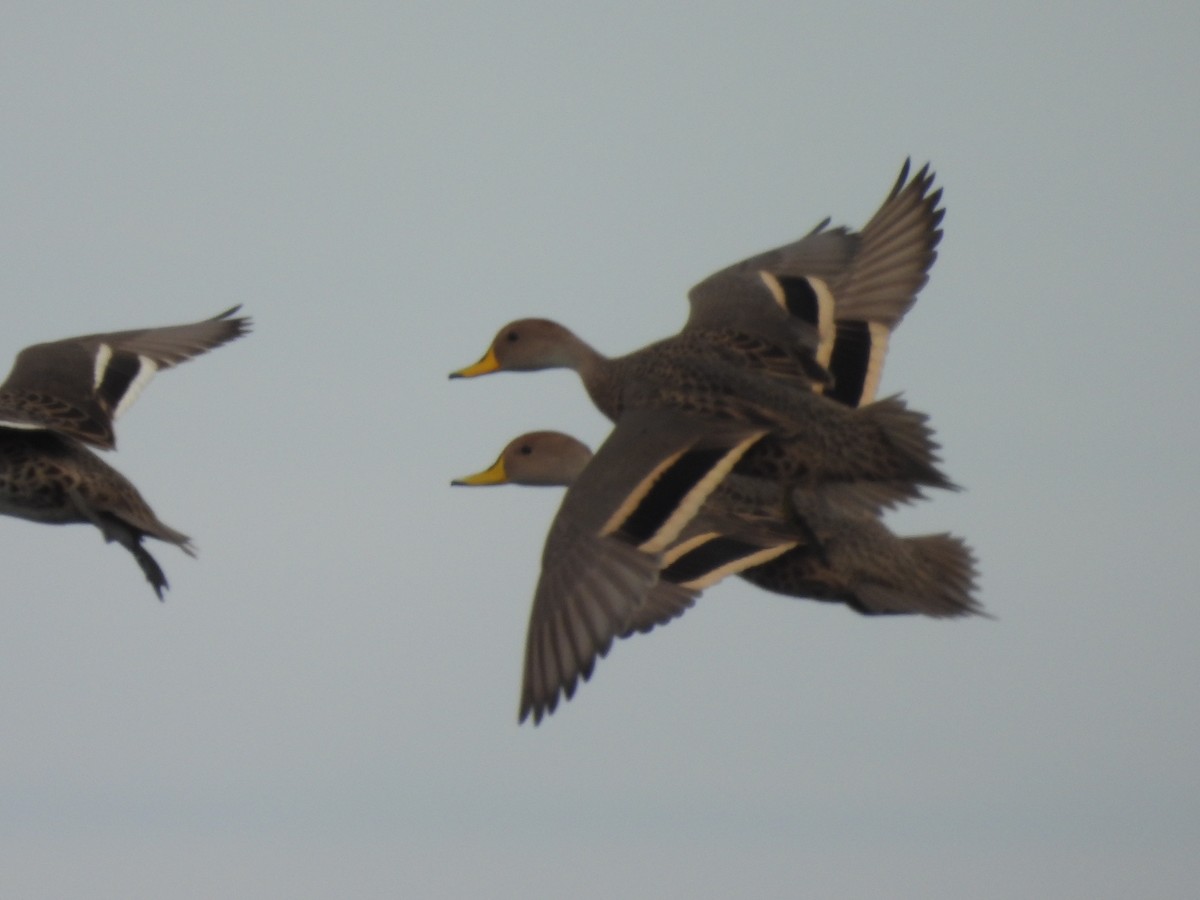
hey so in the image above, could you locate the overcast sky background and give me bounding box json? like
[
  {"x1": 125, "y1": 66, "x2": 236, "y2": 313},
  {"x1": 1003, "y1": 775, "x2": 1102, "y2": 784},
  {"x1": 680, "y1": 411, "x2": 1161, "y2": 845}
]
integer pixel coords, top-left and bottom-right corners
[{"x1": 2, "y1": 3, "x2": 1197, "y2": 898}]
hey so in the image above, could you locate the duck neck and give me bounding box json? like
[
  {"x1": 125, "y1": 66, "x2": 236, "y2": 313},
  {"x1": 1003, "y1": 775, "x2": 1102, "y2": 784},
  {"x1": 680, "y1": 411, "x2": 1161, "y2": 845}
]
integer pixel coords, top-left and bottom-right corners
[{"x1": 565, "y1": 337, "x2": 620, "y2": 421}]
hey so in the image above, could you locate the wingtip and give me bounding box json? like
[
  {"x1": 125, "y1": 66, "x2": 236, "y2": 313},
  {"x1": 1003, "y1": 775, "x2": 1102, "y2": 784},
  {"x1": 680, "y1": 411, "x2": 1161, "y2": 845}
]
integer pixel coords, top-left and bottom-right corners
[
  {"x1": 211, "y1": 304, "x2": 243, "y2": 321},
  {"x1": 211, "y1": 305, "x2": 253, "y2": 340},
  {"x1": 519, "y1": 696, "x2": 548, "y2": 726}
]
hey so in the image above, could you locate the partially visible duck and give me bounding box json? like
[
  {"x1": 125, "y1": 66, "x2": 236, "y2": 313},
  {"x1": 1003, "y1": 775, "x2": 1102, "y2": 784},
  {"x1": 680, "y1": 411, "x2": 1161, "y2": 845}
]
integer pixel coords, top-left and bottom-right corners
[
  {"x1": 454, "y1": 428, "x2": 979, "y2": 724},
  {"x1": 0, "y1": 307, "x2": 251, "y2": 598}
]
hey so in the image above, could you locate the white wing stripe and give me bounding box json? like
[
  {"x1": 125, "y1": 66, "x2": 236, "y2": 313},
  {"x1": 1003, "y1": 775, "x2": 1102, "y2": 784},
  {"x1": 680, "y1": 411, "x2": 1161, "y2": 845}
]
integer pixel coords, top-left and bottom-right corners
[
  {"x1": 92, "y1": 343, "x2": 113, "y2": 390},
  {"x1": 112, "y1": 355, "x2": 160, "y2": 420}
]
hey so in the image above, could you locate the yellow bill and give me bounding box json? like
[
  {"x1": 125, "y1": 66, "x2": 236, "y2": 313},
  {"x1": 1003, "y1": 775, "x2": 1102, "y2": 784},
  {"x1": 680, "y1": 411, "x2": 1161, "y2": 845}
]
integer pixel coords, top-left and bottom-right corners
[
  {"x1": 451, "y1": 455, "x2": 509, "y2": 486},
  {"x1": 449, "y1": 346, "x2": 500, "y2": 379}
]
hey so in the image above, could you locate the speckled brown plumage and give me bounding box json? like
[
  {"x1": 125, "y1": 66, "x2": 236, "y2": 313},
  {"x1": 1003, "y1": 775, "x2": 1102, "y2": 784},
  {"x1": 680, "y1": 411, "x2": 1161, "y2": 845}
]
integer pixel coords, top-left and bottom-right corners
[
  {"x1": 460, "y1": 431, "x2": 981, "y2": 628},
  {"x1": 0, "y1": 306, "x2": 250, "y2": 449},
  {"x1": 452, "y1": 161, "x2": 953, "y2": 515},
  {"x1": 0, "y1": 307, "x2": 250, "y2": 598},
  {"x1": 738, "y1": 532, "x2": 979, "y2": 619},
  {"x1": 0, "y1": 430, "x2": 193, "y2": 598},
  {"x1": 711, "y1": 471, "x2": 980, "y2": 618},
  {"x1": 451, "y1": 161, "x2": 961, "y2": 723},
  {"x1": 548, "y1": 327, "x2": 954, "y2": 510},
  {"x1": 466, "y1": 323, "x2": 953, "y2": 520}
]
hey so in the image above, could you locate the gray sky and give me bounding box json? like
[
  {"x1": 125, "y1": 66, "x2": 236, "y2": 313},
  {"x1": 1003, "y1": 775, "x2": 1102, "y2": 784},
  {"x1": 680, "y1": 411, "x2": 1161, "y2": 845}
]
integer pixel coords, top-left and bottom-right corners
[{"x1": 2, "y1": 2, "x2": 1197, "y2": 898}]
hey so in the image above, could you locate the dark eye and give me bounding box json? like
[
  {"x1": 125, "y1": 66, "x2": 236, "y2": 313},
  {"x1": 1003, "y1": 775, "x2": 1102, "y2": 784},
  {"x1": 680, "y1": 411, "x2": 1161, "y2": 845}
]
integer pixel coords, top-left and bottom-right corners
[
  {"x1": 505, "y1": 331, "x2": 519, "y2": 343},
  {"x1": 519, "y1": 445, "x2": 532, "y2": 455}
]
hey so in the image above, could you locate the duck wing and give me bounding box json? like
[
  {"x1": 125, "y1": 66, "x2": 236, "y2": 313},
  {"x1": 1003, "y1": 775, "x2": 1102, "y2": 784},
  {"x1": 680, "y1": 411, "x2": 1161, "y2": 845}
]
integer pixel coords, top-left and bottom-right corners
[
  {"x1": 0, "y1": 306, "x2": 250, "y2": 448},
  {"x1": 520, "y1": 409, "x2": 766, "y2": 724}
]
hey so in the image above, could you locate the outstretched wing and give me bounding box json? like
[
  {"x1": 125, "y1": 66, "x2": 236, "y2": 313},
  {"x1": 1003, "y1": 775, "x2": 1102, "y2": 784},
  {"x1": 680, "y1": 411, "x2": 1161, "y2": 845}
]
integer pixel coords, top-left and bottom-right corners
[
  {"x1": 0, "y1": 306, "x2": 251, "y2": 448},
  {"x1": 684, "y1": 160, "x2": 943, "y2": 405},
  {"x1": 520, "y1": 410, "x2": 766, "y2": 724}
]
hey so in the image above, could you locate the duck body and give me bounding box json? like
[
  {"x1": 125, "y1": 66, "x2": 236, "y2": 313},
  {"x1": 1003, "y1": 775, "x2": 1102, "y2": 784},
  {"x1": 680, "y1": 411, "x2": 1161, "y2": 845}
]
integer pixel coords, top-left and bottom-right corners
[
  {"x1": 458, "y1": 431, "x2": 980, "y2": 626},
  {"x1": 0, "y1": 429, "x2": 183, "y2": 535},
  {"x1": 0, "y1": 306, "x2": 249, "y2": 598},
  {"x1": 0, "y1": 429, "x2": 194, "y2": 598},
  {"x1": 711, "y1": 471, "x2": 978, "y2": 618},
  {"x1": 738, "y1": 531, "x2": 978, "y2": 619},
  {"x1": 485, "y1": 320, "x2": 951, "y2": 509},
  {"x1": 450, "y1": 160, "x2": 968, "y2": 723}
]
